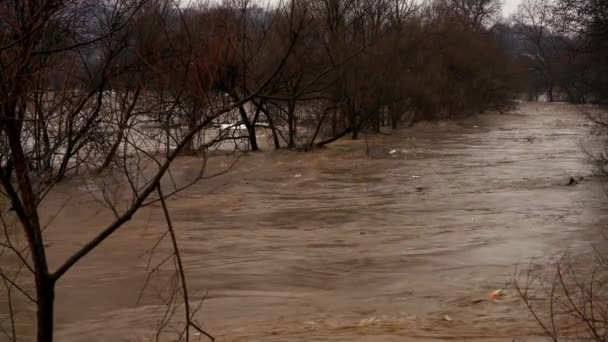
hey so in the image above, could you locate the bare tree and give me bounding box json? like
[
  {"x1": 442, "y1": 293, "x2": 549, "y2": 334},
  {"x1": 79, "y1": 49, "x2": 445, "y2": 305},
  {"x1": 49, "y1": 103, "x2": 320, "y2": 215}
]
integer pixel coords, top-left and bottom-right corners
[
  {"x1": 516, "y1": 252, "x2": 608, "y2": 341},
  {"x1": 512, "y1": 0, "x2": 560, "y2": 102},
  {"x1": 0, "y1": 0, "x2": 302, "y2": 341},
  {"x1": 451, "y1": 0, "x2": 502, "y2": 30}
]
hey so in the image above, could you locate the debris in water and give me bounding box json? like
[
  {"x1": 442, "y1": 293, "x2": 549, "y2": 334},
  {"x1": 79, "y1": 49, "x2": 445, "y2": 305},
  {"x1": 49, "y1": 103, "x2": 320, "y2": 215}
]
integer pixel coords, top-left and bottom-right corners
[
  {"x1": 566, "y1": 176, "x2": 578, "y2": 186},
  {"x1": 443, "y1": 314, "x2": 453, "y2": 322},
  {"x1": 304, "y1": 321, "x2": 318, "y2": 331},
  {"x1": 294, "y1": 173, "x2": 302, "y2": 178},
  {"x1": 389, "y1": 149, "x2": 398, "y2": 155},
  {"x1": 490, "y1": 289, "x2": 505, "y2": 299},
  {"x1": 359, "y1": 317, "x2": 380, "y2": 325},
  {"x1": 412, "y1": 175, "x2": 420, "y2": 179},
  {"x1": 473, "y1": 125, "x2": 478, "y2": 128}
]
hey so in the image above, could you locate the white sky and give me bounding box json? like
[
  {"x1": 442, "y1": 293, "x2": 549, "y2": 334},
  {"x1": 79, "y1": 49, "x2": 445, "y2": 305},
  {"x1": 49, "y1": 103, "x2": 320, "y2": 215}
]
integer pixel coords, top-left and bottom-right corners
[{"x1": 502, "y1": 0, "x2": 522, "y2": 17}]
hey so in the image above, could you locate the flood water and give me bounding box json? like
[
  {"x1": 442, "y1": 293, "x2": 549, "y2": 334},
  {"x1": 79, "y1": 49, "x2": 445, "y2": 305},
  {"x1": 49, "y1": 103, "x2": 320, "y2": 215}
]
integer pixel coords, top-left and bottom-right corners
[{"x1": 3, "y1": 102, "x2": 608, "y2": 341}]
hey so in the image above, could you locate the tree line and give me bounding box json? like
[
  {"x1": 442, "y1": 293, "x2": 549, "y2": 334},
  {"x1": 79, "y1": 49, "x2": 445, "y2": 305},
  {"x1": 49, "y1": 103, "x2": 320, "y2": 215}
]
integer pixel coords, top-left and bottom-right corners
[
  {"x1": 506, "y1": 0, "x2": 607, "y2": 104},
  {"x1": 32, "y1": 0, "x2": 525, "y2": 153}
]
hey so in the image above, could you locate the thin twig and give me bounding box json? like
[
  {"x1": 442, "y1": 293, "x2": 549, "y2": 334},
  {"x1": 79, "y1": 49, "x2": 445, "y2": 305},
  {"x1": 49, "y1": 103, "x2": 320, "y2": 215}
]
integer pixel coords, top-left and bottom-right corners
[{"x1": 157, "y1": 185, "x2": 214, "y2": 342}]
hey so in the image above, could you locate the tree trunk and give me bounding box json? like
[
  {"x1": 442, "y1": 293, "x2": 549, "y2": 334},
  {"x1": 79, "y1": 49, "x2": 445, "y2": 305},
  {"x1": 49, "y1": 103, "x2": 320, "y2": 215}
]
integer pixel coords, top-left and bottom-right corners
[
  {"x1": 36, "y1": 276, "x2": 55, "y2": 342},
  {"x1": 253, "y1": 99, "x2": 280, "y2": 149},
  {"x1": 6, "y1": 107, "x2": 56, "y2": 342},
  {"x1": 99, "y1": 129, "x2": 124, "y2": 171},
  {"x1": 373, "y1": 110, "x2": 380, "y2": 134},
  {"x1": 287, "y1": 101, "x2": 296, "y2": 149},
  {"x1": 226, "y1": 91, "x2": 259, "y2": 152},
  {"x1": 547, "y1": 82, "x2": 554, "y2": 102},
  {"x1": 237, "y1": 104, "x2": 258, "y2": 151},
  {"x1": 389, "y1": 105, "x2": 402, "y2": 129},
  {"x1": 101, "y1": 89, "x2": 141, "y2": 169},
  {"x1": 183, "y1": 104, "x2": 199, "y2": 155},
  {"x1": 266, "y1": 113, "x2": 281, "y2": 150},
  {"x1": 185, "y1": 120, "x2": 197, "y2": 155},
  {"x1": 309, "y1": 107, "x2": 330, "y2": 147},
  {"x1": 181, "y1": 96, "x2": 201, "y2": 155},
  {"x1": 351, "y1": 113, "x2": 360, "y2": 140}
]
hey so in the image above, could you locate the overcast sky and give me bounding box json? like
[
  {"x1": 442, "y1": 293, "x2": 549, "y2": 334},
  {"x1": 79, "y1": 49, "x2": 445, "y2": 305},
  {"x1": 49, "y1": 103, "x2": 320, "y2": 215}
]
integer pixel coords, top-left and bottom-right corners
[{"x1": 502, "y1": 0, "x2": 522, "y2": 16}]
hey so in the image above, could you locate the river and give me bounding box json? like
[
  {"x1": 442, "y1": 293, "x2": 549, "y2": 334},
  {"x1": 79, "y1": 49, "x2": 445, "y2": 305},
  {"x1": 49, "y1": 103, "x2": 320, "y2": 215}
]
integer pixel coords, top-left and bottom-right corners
[{"x1": 2, "y1": 102, "x2": 607, "y2": 341}]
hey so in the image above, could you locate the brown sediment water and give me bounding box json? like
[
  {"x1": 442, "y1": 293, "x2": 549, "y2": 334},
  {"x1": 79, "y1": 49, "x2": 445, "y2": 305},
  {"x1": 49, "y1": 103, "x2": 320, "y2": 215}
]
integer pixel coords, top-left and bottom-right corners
[{"x1": 2, "y1": 102, "x2": 606, "y2": 342}]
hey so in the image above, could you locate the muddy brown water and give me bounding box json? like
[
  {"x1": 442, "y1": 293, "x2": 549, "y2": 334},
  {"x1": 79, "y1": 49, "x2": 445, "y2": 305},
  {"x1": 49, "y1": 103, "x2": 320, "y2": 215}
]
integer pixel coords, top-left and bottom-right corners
[{"x1": 2, "y1": 102, "x2": 608, "y2": 341}]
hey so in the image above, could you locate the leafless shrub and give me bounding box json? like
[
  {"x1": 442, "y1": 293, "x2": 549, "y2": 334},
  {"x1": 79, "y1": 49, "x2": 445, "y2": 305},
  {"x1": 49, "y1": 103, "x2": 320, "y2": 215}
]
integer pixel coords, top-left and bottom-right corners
[{"x1": 516, "y1": 251, "x2": 608, "y2": 341}]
